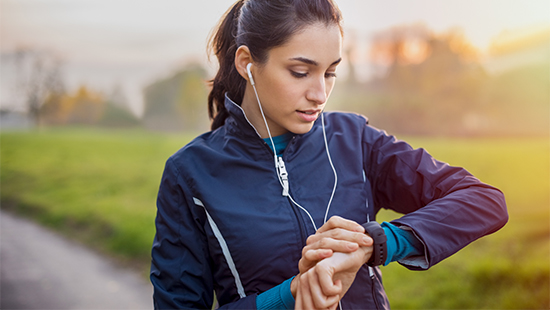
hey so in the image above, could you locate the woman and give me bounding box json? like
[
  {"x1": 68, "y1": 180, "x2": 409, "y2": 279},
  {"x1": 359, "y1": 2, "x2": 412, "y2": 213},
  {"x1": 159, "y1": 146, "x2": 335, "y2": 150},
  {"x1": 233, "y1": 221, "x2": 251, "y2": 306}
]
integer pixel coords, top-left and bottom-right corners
[{"x1": 150, "y1": 0, "x2": 508, "y2": 309}]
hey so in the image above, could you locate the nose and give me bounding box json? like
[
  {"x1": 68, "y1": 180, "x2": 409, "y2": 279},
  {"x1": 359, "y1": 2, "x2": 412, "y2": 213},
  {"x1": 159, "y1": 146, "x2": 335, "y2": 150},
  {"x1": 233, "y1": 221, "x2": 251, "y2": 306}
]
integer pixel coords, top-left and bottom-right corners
[{"x1": 306, "y1": 76, "x2": 327, "y2": 105}]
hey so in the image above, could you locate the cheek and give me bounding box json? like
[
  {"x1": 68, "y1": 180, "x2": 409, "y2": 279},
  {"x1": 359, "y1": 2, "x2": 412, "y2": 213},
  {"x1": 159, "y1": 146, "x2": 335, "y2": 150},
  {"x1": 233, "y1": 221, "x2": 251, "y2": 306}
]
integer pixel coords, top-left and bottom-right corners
[
  {"x1": 326, "y1": 79, "x2": 336, "y2": 95},
  {"x1": 266, "y1": 77, "x2": 303, "y2": 105}
]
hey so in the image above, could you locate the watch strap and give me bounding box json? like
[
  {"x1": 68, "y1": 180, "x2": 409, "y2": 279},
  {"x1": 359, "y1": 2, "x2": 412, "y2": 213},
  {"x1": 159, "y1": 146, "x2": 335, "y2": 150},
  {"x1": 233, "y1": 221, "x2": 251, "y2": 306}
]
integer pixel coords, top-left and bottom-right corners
[{"x1": 362, "y1": 221, "x2": 387, "y2": 266}]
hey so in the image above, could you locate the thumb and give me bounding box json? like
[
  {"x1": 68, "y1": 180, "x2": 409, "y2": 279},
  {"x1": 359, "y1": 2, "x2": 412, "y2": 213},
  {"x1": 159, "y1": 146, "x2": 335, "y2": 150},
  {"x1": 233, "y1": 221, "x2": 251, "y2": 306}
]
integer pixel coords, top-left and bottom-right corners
[{"x1": 316, "y1": 265, "x2": 342, "y2": 296}]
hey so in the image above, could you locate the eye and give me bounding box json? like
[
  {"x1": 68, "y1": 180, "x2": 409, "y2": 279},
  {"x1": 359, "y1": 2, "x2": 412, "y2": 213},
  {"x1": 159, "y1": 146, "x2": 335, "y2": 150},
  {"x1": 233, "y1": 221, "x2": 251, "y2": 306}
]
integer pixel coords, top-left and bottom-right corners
[
  {"x1": 290, "y1": 70, "x2": 308, "y2": 78},
  {"x1": 325, "y1": 72, "x2": 337, "y2": 78}
]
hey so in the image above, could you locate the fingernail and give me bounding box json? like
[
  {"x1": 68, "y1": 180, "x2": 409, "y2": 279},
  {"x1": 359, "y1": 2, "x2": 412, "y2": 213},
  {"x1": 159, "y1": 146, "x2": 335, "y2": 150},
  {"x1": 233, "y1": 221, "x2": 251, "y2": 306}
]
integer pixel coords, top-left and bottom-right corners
[
  {"x1": 347, "y1": 243, "x2": 358, "y2": 250},
  {"x1": 363, "y1": 236, "x2": 371, "y2": 245}
]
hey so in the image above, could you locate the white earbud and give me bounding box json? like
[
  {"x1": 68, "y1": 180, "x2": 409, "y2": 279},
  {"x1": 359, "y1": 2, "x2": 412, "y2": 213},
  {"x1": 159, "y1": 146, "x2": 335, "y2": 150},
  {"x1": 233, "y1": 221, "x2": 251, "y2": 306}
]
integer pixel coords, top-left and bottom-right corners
[{"x1": 246, "y1": 63, "x2": 255, "y2": 86}]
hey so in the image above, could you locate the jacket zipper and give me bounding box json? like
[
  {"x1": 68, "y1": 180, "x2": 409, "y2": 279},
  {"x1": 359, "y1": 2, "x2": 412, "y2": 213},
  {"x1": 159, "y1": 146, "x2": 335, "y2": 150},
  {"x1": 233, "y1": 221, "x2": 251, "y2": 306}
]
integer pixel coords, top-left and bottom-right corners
[
  {"x1": 282, "y1": 137, "x2": 308, "y2": 247},
  {"x1": 239, "y1": 106, "x2": 309, "y2": 264},
  {"x1": 287, "y1": 196, "x2": 308, "y2": 248},
  {"x1": 370, "y1": 266, "x2": 381, "y2": 310}
]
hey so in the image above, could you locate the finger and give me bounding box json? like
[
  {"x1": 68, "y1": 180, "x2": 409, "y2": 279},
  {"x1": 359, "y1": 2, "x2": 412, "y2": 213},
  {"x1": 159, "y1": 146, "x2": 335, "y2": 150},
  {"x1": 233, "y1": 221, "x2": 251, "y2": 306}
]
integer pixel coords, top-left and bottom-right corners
[
  {"x1": 333, "y1": 279, "x2": 343, "y2": 296},
  {"x1": 295, "y1": 275, "x2": 309, "y2": 310},
  {"x1": 304, "y1": 248, "x2": 333, "y2": 262},
  {"x1": 329, "y1": 302, "x2": 340, "y2": 310},
  {"x1": 317, "y1": 216, "x2": 364, "y2": 234},
  {"x1": 329, "y1": 280, "x2": 343, "y2": 310},
  {"x1": 299, "y1": 248, "x2": 333, "y2": 274},
  {"x1": 307, "y1": 229, "x2": 372, "y2": 248},
  {"x1": 305, "y1": 237, "x2": 360, "y2": 255},
  {"x1": 315, "y1": 263, "x2": 342, "y2": 297},
  {"x1": 307, "y1": 268, "x2": 340, "y2": 309},
  {"x1": 295, "y1": 278, "x2": 303, "y2": 310},
  {"x1": 300, "y1": 248, "x2": 333, "y2": 269},
  {"x1": 328, "y1": 280, "x2": 343, "y2": 310},
  {"x1": 320, "y1": 237, "x2": 361, "y2": 252},
  {"x1": 298, "y1": 273, "x2": 316, "y2": 310}
]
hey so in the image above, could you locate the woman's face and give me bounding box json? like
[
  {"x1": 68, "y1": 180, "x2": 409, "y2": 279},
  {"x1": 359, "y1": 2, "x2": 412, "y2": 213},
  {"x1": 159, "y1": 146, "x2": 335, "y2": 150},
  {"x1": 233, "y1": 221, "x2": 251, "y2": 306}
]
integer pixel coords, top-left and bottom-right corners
[{"x1": 241, "y1": 23, "x2": 343, "y2": 138}]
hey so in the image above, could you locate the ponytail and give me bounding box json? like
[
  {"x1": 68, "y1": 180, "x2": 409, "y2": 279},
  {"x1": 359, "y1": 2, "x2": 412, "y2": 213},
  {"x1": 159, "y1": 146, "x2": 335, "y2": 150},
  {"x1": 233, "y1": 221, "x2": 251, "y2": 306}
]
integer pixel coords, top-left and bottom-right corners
[{"x1": 208, "y1": 0, "x2": 247, "y2": 130}]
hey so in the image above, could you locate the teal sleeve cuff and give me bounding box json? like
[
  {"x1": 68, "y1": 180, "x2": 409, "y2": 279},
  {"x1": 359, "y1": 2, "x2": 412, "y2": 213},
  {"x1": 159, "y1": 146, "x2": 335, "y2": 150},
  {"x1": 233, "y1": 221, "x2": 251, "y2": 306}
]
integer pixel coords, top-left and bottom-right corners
[
  {"x1": 256, "y1": 276, "x2": 295, "y2": 309},
  {"x1": 280, "y1": 276, "x2": 295, "y2": 309},
  {"x1": 382, "y1": 224, "x2": 397, "y2": 266},
  {"x1": 381, "y1": 222, "x2": 423, "y2": 266}
]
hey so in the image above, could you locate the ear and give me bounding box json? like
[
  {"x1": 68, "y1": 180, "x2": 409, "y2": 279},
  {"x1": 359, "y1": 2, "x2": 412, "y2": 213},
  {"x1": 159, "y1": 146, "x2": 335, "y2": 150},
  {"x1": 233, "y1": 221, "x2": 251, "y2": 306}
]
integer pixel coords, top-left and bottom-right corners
[{"x1": 235, "y1": 45, "x2": 254, "y2": 82}]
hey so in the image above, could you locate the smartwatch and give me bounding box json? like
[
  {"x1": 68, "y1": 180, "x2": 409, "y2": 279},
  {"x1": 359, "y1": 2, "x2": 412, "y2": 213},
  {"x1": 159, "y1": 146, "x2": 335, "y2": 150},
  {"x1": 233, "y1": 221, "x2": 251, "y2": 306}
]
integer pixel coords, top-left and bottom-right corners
[{"x1": 362, "y1": 221, "x2": 387, "y2": 267}]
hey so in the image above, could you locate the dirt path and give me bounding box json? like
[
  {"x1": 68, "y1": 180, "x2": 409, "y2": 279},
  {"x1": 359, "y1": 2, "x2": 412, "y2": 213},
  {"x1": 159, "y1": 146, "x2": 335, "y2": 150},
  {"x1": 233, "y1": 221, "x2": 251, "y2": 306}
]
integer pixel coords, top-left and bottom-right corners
[{"x1": 1, "y1": 210, "x2": 153, "y2": 309}]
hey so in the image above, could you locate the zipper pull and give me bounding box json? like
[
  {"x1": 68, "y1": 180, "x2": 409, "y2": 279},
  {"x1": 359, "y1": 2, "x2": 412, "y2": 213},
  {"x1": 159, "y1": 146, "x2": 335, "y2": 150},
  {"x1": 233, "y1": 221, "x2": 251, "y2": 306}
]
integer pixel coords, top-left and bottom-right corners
[{"x1": 277, "y1": 157, "x2": 289, "y2": 196}]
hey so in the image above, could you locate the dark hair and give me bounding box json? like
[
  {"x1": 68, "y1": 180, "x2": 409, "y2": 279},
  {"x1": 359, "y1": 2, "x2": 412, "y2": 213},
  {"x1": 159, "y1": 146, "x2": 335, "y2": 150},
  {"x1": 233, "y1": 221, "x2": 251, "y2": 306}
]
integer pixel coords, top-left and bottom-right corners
[{"x1": 208, "y1": 0, "x2": 343, "y2": 130}]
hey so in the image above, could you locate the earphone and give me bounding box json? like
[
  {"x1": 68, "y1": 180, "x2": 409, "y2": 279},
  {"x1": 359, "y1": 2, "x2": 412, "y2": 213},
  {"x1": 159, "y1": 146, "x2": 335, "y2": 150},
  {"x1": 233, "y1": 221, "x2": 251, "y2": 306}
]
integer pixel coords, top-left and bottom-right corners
[
  {"x1": 246, "y1": 63, "x2": 255, "y2": 86},
  {"x1": 246, "y1": 63, "x2": 338, "y2": 231}
]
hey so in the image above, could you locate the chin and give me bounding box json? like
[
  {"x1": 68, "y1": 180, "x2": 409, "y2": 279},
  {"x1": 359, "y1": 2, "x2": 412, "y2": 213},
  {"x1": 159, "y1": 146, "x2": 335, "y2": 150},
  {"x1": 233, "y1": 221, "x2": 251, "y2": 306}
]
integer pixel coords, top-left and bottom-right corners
[{"x1": 289, "y1": 123, "x2": 315, "y2": 135}]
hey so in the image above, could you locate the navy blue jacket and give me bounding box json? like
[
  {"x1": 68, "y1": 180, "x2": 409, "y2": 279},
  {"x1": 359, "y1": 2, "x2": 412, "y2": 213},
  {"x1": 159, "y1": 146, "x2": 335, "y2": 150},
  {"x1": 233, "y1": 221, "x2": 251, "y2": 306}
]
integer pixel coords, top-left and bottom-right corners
[{"x1": 150, "y1": 96, "x2": 508, "y2": 309}]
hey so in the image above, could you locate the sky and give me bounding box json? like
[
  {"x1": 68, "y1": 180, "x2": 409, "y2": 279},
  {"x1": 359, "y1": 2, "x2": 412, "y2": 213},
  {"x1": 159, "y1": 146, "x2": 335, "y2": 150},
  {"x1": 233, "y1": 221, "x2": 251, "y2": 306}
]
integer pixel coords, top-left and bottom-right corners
[{"x1": 1, "y1": 0, "x2": 549, "y2": 115}]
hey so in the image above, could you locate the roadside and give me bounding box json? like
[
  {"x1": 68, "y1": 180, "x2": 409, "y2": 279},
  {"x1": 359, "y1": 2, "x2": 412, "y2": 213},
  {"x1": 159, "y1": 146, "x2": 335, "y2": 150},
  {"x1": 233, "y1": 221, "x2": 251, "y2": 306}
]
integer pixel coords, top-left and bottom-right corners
[{"x1": 1, "y1": 210, "x2": 153, "y2": 309}]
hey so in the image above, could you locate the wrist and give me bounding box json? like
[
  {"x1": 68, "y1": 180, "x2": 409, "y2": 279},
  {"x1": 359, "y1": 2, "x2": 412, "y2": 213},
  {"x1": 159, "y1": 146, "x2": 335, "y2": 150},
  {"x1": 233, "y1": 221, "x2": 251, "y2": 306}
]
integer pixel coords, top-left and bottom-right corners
[
  {"x1": 359, "y1": 245, "x2": 372, "y2": 265},
  {"x1": 290, "y1": 275, "x2": 298, "y2": 298}
]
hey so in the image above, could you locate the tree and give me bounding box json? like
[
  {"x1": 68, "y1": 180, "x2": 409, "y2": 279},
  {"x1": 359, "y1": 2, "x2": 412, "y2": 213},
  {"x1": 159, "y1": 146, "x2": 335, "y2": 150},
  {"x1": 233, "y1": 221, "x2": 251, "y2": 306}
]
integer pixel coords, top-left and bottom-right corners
[
  {"x1": 142, "y1": 63, "x2": 209, "y2": 132},
  {"x1": 369, "y1": 23, "x2": 433, "y2": 68},
  {"x1": 41, "y1": 85, "x2": 105, "y2": 125},
  {"x1": 336, "y1": 24, "x2": 488, "y2": 136},
  {"x1": 97, "y1": 85, "x2": 141, "y2": 127},
  {"x1": 13, "y1": 47, "x2": 65, "y2": 126}
]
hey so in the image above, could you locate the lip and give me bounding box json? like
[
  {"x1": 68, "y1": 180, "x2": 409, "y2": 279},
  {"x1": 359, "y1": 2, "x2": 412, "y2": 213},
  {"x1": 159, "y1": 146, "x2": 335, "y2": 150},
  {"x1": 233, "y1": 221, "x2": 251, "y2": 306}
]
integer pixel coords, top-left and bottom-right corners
[{"x1": 296, "y1": 109, "x2": 321, "y2": 122}]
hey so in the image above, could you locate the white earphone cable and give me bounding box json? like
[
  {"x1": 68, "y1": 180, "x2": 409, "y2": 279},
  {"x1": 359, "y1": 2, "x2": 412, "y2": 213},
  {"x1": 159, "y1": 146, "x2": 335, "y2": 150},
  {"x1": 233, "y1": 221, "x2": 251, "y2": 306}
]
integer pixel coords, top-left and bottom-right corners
[
  {"x1": 288, "y1": 193, "x2": 319, "y2": 231},
  {"x1": 321, "y1": 112, "x2": 338, "y2": 224},
  {"x1": 250, "y1": 77, "x2": 288, "y2": 194},
  {"x1": 248, "y1": 64, "x2": 337, "y2": 232}
]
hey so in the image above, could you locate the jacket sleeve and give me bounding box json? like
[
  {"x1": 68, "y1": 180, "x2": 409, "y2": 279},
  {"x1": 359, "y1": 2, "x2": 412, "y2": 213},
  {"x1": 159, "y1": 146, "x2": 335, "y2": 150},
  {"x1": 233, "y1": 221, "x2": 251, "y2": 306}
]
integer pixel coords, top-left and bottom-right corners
[
  {"x1": 150, "y1": 158, "x2": 258, "y2": 310},
  {"x1": 362, "y1": 125, "x2": 508, "y2": 270}
]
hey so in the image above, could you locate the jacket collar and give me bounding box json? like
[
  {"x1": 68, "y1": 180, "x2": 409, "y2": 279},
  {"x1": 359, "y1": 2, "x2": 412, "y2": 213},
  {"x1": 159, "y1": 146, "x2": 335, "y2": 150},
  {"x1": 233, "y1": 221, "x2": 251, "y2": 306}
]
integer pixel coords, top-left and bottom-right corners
[
  {"x1": 222, "y1": 93, "x2": 318, "y2": 148},
  {"x1": 224, "y1": 93, "x2": 263, "y2": 139}
]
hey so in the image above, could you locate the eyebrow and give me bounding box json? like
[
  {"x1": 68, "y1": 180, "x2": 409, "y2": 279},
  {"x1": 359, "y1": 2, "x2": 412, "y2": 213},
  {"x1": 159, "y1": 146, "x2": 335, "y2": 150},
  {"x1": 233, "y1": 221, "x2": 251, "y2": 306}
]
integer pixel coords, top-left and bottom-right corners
[{"x1": 289, "y1": 57, "x2": 342, "y2": 67}]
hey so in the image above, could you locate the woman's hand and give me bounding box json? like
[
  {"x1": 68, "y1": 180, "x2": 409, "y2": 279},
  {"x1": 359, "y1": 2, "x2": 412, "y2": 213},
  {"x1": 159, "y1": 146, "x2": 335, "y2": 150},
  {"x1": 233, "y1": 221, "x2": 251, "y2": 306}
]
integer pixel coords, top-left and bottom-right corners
[
  {"x1": 291, "y1": 216, "x2": 373, "y2": 298},
  {"x1": 314, "y1": 246, "x2": 372, "y2": 298},
  {"x1": 294, "y1": 270, "x2": 340, "y2": 310},
  {"x1": 298, "y1": 216, "x2": 372, "y2": 274},
  {"x1": 295, "y1": 247, "x2": 372, "y2": 309}
]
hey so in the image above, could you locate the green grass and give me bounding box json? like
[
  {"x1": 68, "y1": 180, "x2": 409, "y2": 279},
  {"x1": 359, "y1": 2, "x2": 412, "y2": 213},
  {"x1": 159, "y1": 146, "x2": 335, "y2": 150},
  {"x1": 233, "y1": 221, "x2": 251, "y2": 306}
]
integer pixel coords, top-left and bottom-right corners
[
  {"x1": 1, "y1": 128, "x2": 549, "y2": 308},
  {"x1": 1, "y1": 128, "x2": 197, "y2": 270}
]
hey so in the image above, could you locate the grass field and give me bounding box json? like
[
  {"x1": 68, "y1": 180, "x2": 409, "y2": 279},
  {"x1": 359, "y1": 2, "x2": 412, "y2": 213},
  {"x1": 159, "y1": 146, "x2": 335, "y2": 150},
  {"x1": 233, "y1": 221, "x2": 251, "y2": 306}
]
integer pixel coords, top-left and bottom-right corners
[{"x1": 1, "y1": 128, "x2": 549, "y2": 309}]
